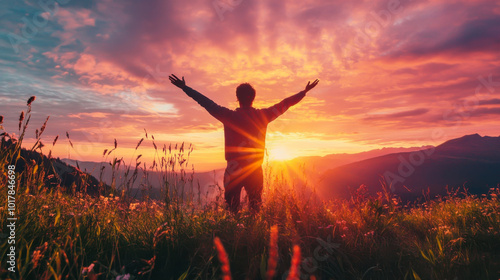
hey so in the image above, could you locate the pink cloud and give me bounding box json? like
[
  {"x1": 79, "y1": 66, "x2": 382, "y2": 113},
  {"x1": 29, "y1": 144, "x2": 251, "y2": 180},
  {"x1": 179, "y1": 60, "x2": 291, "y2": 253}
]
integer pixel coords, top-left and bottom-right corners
[
  {"x1": 7, "y1": 0, "x2": 499, "y2": 166},
  {"x1": 57, "y1": 9, "x2": 95, "y2": 30}
]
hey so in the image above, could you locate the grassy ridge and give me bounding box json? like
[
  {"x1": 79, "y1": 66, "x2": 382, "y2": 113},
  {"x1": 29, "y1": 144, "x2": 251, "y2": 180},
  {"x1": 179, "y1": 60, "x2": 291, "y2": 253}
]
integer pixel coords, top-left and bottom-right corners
[{"x1": 1, "y1": 98, "x2": 500, "y2": 279}]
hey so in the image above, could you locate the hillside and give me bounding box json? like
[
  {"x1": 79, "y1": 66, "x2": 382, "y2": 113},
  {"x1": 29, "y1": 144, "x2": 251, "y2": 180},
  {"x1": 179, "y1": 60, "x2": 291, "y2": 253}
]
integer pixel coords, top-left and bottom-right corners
[
  {"x1": 2, "y1": 99, "x2": 500, "y2": 279},
  {"x1": 1, "y1": 138, "x2": 109, "y2": 196},
  {"x1": 61, "y1": 158, "x2": 225, "y2": 201},
  {"x1": 288, "y1": 146, "x2": 433, "y2": 174},
  {"x1": 61, "y1": 146, "x2": 429, "y2": 200},
  {"x1": 318, "y1": 134, "x2": 500, "y2": 200}
]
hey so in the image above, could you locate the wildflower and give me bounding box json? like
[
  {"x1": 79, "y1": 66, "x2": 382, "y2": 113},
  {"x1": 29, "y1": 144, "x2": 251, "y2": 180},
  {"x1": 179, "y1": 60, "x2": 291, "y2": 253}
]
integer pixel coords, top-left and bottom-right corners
[
  {"x1": 31, "y1": 242, "x2": 48, "y2": 268},
  {"x1": 129, "y1": 203, "x2": 139, "y2": 211},
  {"x1": 364, "y1": 231, "x2": 375, "y2": 237},
  {"x1": 287, "y1": 245, "x2": 301, "y2": 280},
  {"x1": 266, "y1": 225, "x2": 278, "y2": 280},
  {"x1": 82, "y1": 263, "x2": 95, "y2": 276},
  {"x1": 214, "y1": 237, "x2": 232, "y2": 280},
  {"x1": 116, "y1": 273, "x2": 132, "y2": 280}
]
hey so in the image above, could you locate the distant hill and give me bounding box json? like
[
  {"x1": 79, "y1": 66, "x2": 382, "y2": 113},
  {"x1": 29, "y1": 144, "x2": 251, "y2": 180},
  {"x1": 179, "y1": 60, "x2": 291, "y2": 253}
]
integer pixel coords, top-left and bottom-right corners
[
  {"x1": 61, "y1": 158, "x2": 225, "y2": 201},
  {"x1": 265, "y1": 146, "x2": 433, "y2": 193},
  {"x1": 318, "y1": 134, "x2": 500, "y2": 200},
  {"x1": 59, "y1": 135, "x2": 500, "y2": 202},
  {"x1": 1, "y1": 138, "x2": 109, "y2": 196},
  {"x1": 62, "y1": 147, "x2": 429, "y2": 200},
  {"x1": 288, "y1": 146, "x2": 433, "y2": 174}
]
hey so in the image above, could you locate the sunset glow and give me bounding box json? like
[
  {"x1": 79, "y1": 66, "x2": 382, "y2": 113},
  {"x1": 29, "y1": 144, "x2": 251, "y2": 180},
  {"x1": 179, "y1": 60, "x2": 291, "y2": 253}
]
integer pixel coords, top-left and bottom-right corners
[
  {"x1": 1, "y1": 0, "x2": 499, "y2": 171},
  {"x1": 268, "y1": 147, "x2": 295, "y2": 161}
]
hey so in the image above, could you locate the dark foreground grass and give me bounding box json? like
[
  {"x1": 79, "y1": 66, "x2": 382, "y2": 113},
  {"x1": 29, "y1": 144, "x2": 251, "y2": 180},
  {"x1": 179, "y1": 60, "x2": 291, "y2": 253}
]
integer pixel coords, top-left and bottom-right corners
[{"x1": 1, "y1": 98, "x2": 500, "y2": 280}]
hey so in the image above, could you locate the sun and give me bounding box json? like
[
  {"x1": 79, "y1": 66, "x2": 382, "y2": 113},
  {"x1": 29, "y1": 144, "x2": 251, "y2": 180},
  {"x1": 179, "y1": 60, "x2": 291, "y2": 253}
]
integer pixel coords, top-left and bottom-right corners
[{"x1": 268, "y1": 146, "x2": 295, "y2": 161}]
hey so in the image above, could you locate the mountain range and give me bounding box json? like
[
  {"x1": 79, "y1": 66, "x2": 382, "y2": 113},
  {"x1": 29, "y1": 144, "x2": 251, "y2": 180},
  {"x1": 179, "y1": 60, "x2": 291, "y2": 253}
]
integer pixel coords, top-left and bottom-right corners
[
  {"x1": 318, "y1": 134, "x2": 500, "y2": 200},
  {"x1": 59, "y1": 134, "x2": 500, "y2": 201}
]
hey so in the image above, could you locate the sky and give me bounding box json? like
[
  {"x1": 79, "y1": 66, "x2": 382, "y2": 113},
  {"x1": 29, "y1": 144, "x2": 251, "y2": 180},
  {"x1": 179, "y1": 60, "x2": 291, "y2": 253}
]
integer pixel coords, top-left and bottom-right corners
[{"x1": 1, "y1": 0, "x2": 500, "y2": 171}]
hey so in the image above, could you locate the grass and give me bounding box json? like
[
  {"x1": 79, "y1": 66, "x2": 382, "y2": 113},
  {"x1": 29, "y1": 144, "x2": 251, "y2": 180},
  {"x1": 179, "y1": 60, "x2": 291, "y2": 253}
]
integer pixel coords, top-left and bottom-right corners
[{"x1": 1, "y1": 97, "x2": 500, "y2": 280}]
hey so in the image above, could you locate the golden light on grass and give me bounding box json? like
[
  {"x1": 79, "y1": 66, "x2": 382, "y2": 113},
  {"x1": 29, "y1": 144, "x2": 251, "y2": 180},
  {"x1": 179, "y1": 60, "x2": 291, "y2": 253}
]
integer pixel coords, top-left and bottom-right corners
[{"x1": 3, "y1": 91, "x2": 500, "y2": 280}]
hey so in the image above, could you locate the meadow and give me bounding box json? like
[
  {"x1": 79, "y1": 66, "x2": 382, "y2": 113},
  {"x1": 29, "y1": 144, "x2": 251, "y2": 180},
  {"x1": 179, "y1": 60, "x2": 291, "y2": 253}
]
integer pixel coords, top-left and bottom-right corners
[{"x1": 1, "y1": 98, "x2": 499, "y2": 280}]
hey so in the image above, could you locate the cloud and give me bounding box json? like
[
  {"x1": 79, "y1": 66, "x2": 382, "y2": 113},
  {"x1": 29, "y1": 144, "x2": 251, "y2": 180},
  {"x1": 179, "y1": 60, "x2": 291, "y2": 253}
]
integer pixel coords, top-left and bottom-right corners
[
  {"x1": 365, "y1": 108, "x2": 430, "y2": 120},
  {"x1": 378, "y1": 2, "x2": 500, "y2": 59},
  {"x1": 2, "y1": 0, "x2": 500, "y2": 167},
  {"x1": 479, "y1": 98, "x2": 500, "y2": 105},
  {"x1": 56, "y1": 8, "x2": 95, "y2": 30},
  {"x1": 470, "y1": 107, "x2": 500, "y2": 116}
]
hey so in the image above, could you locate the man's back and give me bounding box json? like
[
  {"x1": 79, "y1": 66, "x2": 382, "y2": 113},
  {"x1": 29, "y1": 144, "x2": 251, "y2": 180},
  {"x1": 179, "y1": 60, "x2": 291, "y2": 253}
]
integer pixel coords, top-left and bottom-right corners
[
  {"x1": 176, "y1": 85, "x2": 308, "y2": 166},
  {"x1": 221, "y1": 107, "x2": 272, "y2": 165},
  {"x1": 169, "y1": 74, "x2": 319, "y2": 213}
]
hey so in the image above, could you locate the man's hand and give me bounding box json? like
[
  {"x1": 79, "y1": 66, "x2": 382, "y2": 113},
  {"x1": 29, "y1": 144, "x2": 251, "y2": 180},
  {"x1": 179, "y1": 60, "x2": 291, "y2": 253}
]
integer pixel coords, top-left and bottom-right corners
[
  {"x1": 169, "y1": 74, "x2": 186, "y2": 88},
  {"x1": 304, "y1": 79, "x2": 319, "y2": 93}
]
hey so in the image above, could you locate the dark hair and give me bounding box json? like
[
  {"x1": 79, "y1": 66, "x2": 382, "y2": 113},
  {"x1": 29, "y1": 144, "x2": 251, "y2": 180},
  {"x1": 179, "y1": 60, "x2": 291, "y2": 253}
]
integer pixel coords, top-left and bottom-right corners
[{"x1": 236, "y1": 83, "x2": 256, "y2": 107}]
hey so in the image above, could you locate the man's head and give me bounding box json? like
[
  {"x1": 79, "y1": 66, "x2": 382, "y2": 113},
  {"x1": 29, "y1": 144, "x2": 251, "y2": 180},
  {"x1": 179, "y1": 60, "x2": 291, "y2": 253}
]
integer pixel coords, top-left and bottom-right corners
[{"x1": 236, "y1": 83, "x2": 256, "y2": 107}]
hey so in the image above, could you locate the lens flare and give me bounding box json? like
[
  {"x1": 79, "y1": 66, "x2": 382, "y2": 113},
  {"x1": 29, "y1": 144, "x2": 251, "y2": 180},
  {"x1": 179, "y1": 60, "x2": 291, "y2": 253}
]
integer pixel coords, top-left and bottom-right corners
[{"x1": 269, "y1": 146, "x2": 294, "y2": 161}]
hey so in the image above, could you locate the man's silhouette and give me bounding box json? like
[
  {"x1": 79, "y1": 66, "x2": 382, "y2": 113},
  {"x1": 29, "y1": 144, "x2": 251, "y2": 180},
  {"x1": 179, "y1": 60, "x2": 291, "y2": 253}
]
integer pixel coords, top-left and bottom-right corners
[{"x1": 169, "y1": 74, "x2": 319, "y2": 213}]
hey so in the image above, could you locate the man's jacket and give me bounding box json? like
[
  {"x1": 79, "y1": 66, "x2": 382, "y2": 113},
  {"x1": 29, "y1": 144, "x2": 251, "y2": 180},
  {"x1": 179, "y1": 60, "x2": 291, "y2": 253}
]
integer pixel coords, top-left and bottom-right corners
[{"x1": 181, "y1": 85, "x2": 305, "y2": 165}]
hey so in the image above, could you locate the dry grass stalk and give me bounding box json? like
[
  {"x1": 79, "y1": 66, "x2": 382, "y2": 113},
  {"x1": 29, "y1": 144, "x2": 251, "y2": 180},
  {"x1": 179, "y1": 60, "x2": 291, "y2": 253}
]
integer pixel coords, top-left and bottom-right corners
[
  {"x1": 27, "y1": 95, "x2": 36, "y2": 106},
  {"x1": 19, "y1": 111, "x2": 24, "y2": 130},
  {"x1": 40, "y1": 116, "x2": 49, "y2": 135},
  {"x1": 135, "y1": 138, "x2": 144, "y2": 150},
  {"x1": 66, "y1": 131, "x2": 74, "y2": 148}
]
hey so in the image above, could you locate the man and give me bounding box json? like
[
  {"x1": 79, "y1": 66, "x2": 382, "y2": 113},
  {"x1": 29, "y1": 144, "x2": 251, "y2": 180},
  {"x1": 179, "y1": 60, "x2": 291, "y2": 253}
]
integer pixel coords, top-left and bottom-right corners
[{"x1": 169, "y1": 74, "x2": 319, "y2": 213}]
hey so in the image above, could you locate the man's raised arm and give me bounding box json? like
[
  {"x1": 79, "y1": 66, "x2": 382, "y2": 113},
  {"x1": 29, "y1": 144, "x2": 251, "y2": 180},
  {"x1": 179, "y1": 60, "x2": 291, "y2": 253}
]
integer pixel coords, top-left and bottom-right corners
[
  {"x1": 169, "y1": 74, "x2": 230, "y2": 121},
  {"x1": 264, "y1": 79, "x2": 319, "y2": 122}
]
